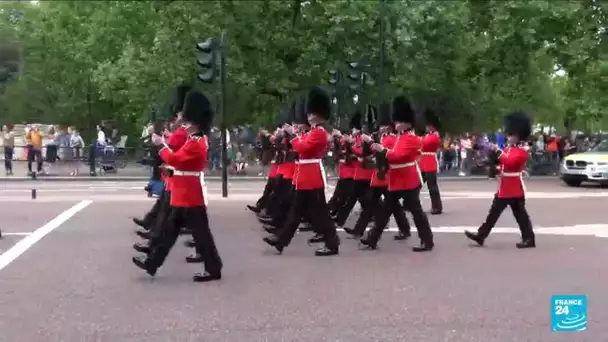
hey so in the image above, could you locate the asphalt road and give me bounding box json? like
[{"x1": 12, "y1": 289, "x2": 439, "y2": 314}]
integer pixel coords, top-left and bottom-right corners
[{"x1": 0, "y1": 179, "x2": 606, "y2": 341}]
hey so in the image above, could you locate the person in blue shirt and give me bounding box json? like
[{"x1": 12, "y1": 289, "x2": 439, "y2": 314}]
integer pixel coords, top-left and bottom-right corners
[{"x1": 495, "y1": 129, "x2": 505, "y2": 149}]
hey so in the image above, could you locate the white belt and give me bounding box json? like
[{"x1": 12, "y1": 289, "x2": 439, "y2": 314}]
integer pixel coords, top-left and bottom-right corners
[
  {"x1": 296, "y1": 158, "x2": 322, "y2": 164},
  {"x1": 498, "y1": 170, "x2": 526, "y2": 196},
  {"x1": 389, "y1": 162, "x2": 417, "y2": 169},
  {"x1": 420, "y1": 152, "x2": 435, "y2": 156},
  {"x1": 339, "y1": 160, "x2": 346, "y2": 164},
  {"x1": 270, "y1": 161, "x2": 276, "y2": 164},
  {"x1": 173, "y1": 170, "x2": 201, "y2": 176}
]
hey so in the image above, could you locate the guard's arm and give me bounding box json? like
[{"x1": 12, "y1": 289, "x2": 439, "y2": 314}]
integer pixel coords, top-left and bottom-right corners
[
  {"x1": 160, "y1": 140, "x2": 200, "y2": 166},
  {"x1": 291, "y1": 129, "x2": 325, "y2": 154},
  {"x1": 385, "y1": 136, "x2": 419, "y2": 162}
]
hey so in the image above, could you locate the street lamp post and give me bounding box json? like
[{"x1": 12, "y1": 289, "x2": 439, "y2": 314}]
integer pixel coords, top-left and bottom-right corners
[{"x1": 379, "y1": 0, "x2": 386, "y2": 103}]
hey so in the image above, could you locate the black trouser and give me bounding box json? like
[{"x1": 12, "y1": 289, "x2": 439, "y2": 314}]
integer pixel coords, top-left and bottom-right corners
[
  {"x1": 147, "y1": 190, "x2": 179, "y2": 240},
  {"x1": 422, "y1": 172, "x2": 442, "y2": 212},
  {"x1": 477, "y1": 196, "x2": 535, "y2": 241},
  {"x1": 351, "y1": 186, "x2": 410, "y2": 236},
  {"x1": 277, "y1": 189, "x2": 339, "y2": 248},
  {"x1": 27, "y1": 149, "x2": 43, "y2": 173},
  {"x1": 334, "y1": 179, "x2": 370, "y2": 226},
  {"x1": 3, "y1": 146, "x2": 13, "y2": 173},
  {"x1": 141, "y1": 189, "x2": 167, "y2": 230},
  {"x1": 256, "y1": 177, "x2": 277, "y2": 210},
  {"x1": 366, "y1": 187, "x2": 433, "y2": 246},
  {"x1": 148, "y1": 205, "x2": 222, "y2": 274},
  {"x1": 327, "y1": 178, "x2": 354, "y2": 215},
  {"x1": 268, "y1": 177, "x2": 295, "y2": 228}
]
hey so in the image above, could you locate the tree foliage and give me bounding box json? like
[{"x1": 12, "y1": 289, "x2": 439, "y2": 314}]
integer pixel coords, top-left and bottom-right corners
[{"x1": 0, "y1": 0, "x2": 606, "y2": 139}]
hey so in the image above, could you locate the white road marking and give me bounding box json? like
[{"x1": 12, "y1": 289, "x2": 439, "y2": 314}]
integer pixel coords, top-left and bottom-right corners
[
  {"x1": 367, "y1": 224, "x2": 608, "y2": 238},
  {"x1": 0, "y1": 200, "x2": 92, "y2": 272},
  {"x1": 1, "y1": 232, "x2": 32, "y2": 236}
]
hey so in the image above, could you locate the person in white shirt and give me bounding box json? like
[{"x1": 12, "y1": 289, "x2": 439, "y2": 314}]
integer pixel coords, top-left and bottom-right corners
[
  {"x1": 96, "y1": 125, "x2": 107, "y2": 146},
  {"x1": 459, "y1": 135, "x2": 472, "y2": 176}
]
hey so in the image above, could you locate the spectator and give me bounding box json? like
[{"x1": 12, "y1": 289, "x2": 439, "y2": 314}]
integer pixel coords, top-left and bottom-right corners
[
  {"x1": 26, "y1": 124, "x2": 44, "y2": 175},
  {"x1": 495, "y1": 129, "x2": 505, "y2": 149},
  {"x1": 2, "y1": 124, "x2": 15, "y2": 176},
  {"x1": 69, "y1": 126, "x2": 85, "y2": 176},
  {"x1": 45, "y1": 125, "x2": 59, "y2": 173},
  {"x1": 459, "y1": 133, "x2": 472, "y2": 176}
]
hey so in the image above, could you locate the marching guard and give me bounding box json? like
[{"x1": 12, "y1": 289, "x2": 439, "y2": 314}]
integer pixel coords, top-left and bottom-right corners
[
  {"x1": 133, "y1": 84, "x2": 191, "y2": 253},
  {"x1": 260, "y1": 101, "x2": 301, "y2": 233},
  {"x1": 333, "y1": 109, "x2": 374, "y2": 228},
  {"x1": 247, "y1": 125, "x2": 281, "y2": 216},
  {"x1": 327, "y1": 129, "x2": 356, "y2": 218},
  {"x1": 420, "y1": 109, "x2": 443, "y2": 214},
  {"x1": 263, "y1": 86, "x2": 340, "y2": 256},
  {"x1": 361, "y1": 96, "x2": 434, "y2": 252},
  {"x1": 133, "y1": 90, "x2": 223, "y2": 281},
  {"x1": 464, "y1": 111, "x2": 535, "y2": 249},
  {"x1": 344, "y1": 103, "x2": 411, "y2": 239}
]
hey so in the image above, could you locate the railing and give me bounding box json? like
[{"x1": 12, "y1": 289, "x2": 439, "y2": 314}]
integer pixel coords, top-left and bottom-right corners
[{"x1": 0, "y1": 143, "x2": 561, "y2": 178}]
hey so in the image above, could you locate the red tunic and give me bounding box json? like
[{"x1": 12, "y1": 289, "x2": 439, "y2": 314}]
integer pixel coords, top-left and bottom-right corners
[
  {"x1": 370, "y1": 134, "x2": 397, "y2": 187},
  {"x1": 290, "y1": 126, "x2": 329, "y2": 190},
  {"x1": 351, "y1": 136, "x2": 374, "y2": 180},
  {"x1": 419, "y1": 131, "x2": 441, "y2": 173},
  {"x1": 337, "y1": 138, "x2": 356, "y2": 179},
  {"x1": 385, "y1": 131, "x2": 423, "y2": 191},
  {"x1": 496, "y1": 146, "x2": 528, "y2": 199},
  {"x1": 163, "y1": 126, "x2": 189, "y2": 191},
  {"x1": 159, "y1": 135, "x2": 208, "y2": 207}
]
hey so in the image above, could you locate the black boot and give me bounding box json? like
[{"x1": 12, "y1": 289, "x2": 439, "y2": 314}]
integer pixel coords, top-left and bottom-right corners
[
  {"x1": 136, "y1": 230, "x2": 151, "y2": 240},
  {"x1": 263, "y1": 235, "x2": 284, "y2": 254},
  {"x1": 132, "y1": 217, "x2": 147, "y2": 229},
  {"x1": 132, "y1": 256, "x2": 157, "y2": 276},
  {"x1": 193, "y1": 271, "x2": 221, "y2": 282},
  {"x1": 246, "y1": 204, "x2": 261, "y2": 214},
  {"x1": 314, "y1": 245, "x2": 338, "y2": 256},
  {"x1": 412, "y1": 241, "x2": 434, "y2": 252},
  {"x1": 133, "y1": 242, "x2": 151, "y2": 254},
  {"x1": 464, "y1": 230, "x2": 485, "y2": 246},
  {"x1": 393, "y1": 231, "x2": 411, "y2": 241},
  {"x1": 516, "y1": 239, "x2": 535, "y2": 249}
]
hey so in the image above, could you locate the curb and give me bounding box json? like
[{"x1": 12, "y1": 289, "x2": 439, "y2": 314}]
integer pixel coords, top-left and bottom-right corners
[{"x1": 0, "y1": 176, "x2": 559, "y2": 182}]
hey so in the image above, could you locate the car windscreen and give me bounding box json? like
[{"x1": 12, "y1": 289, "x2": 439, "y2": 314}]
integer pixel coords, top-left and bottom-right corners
[{"x1": 590, "y1": 140, "x2": 608, "y2": 152}]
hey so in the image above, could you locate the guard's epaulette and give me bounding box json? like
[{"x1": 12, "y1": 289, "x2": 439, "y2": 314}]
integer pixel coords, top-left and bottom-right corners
[{"x1": 189, "y1": 134, "x2": 202, "y2": 141}]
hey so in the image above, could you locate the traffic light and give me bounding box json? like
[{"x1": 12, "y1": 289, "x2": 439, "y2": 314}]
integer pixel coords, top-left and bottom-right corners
[
  {"x1": 196, "y1": 37, "x2": 220, "y2": 84},
  {"x1": 328, "y1": 69, "x2": 340, "y2": 85}
]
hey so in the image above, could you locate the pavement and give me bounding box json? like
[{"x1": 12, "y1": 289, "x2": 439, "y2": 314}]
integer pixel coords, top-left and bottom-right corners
[
  {"x1": 3, "y1": 160, "x2": 558, "y2": 182},
  {"x1": 0, "y1": 179, "x2": 606, "y2": 341}
]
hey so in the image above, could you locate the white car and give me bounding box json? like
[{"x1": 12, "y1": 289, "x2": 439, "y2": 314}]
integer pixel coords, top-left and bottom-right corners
[{"x1": 560, "y1": 140, "x2": 608, "y2": 187}]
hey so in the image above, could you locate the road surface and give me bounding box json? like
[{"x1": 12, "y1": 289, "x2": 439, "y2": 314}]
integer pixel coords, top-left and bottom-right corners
[{"x1": 0, "y1": 179, "x2": 606, "y2": 341}]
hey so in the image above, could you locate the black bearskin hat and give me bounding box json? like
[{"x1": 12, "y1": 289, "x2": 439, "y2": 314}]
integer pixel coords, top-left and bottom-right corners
[
  {"x1": 503, "y1": 110, "x2": 531, "y2": 140},
  {"x1": 349, "y1": 111, "x2": 362, "y2": 130},
  {"x1": 171, "y1": 84, "x2": 193, "y2": 116},
  {"x1": 378, "y1": 103, "x2": 393, "y2": 126},
  {"x1": 425, "y1": 108, "x2": 440, "y2": 130},
  {"x1": 391, "y1": 96, "x2": 415, "y2": 125},
  {"x1": 305, "y1": 86, "x2": 331, "y2": 120},
  {"x1": 182, "y1": 91, "x2": 213, "y2": 132},
  {"x1": 294, "y1": 94, "x2": 309, "y2": 124}
]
